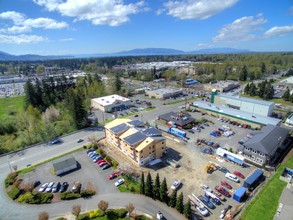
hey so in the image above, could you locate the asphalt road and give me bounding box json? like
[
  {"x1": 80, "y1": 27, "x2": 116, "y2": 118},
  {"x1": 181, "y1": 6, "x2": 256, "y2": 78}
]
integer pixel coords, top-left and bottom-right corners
[{"x1": 0, "y1": 102, "x2": 187, "y2": 220}]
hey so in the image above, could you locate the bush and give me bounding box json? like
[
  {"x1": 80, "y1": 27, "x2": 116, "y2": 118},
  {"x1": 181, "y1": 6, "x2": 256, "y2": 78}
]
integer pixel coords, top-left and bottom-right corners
[
  {"x1": 55, "y1": 218, "x2": 67, "y2": 220},
  {"x1": 5, "y1": 172, "x2": 18, "y2": 188},
  {"x1": 17, "y1": 192, "x2": 32, "y2": 203},
  {"x1": 97, "y1": 148, "x2": 104, "y2": 156},
  {"x1": 80, "y1": 189, "x2": 96, "y2": 197},
  {"x1": 106, "y1": 208, "x2": 128, "y2": 219},
  {"x1": 77, "y1": 213, "x2": 89, "y2": 220},
  {"x1": 24, "y1": 192, "x2": 53, "y2": 204},
  {"x1": 60, "y1": 192, "x2": 81, "y2": 200},
  {"x1": 7, "y1": 186, "x2": 21, "y2": 200},
  {"x1": 89, "y1": 209, "x2": 103, "y2": 218}
]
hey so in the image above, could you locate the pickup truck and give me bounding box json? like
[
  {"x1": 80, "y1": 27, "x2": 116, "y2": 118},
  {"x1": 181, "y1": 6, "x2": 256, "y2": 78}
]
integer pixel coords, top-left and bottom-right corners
[{"x1": 214, "y1": 186, "x2": 230, "y2": 197}]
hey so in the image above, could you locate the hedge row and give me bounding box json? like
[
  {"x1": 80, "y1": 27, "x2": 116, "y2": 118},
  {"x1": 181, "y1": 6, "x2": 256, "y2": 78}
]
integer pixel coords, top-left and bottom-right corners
[
  {"x1": 17, "y1": 192, "x2": 53, "y2": 204},
  {"x1": 5, "y1": 172, "x2": 18, "y2": 188},
  {"x1": 60, "y1": 192, "x2": 81, "y2": 200},
  {"x1": 7, "y1": 186, "x2": 21, "y2": 200},
  {"x1": 77, "y1": 208, "x2": 127, "y2": 220}
]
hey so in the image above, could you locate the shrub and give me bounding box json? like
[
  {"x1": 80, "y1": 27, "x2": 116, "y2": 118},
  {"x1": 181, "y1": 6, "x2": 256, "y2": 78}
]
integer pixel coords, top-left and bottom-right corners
[
  {"x1": 106, "y1": 208, "x2": 128, "y2": 219},
  {"x1": 17, "y1": 192, "x2": 32, "y2": 203},
  {"x1": 80, "y1": 189, "x2": 96, "y2": 197},
  {"x1": 24, "y1": 192, "x2": 53, "y2": 204},
  {"x1": 13, "y1": 178, "x2": 22, "y2": 187},
  {"x1": 7, "y1": 186, "x2": 21, "y2": 200},
  {"x1": 55, "y1": 218, "x2": 67, "y2": 220},
  {"x1": 60, "y1": 192, "x2": 81, "y2": 200},
  {"x1": 97, "y1": 148, "x2": 104, "y2": 156},
  {"x1": 112, "y1": 160, "x2": 118, "y2": 170},
  {"x1": 89, "y1": 209, "x2": 103, "y2": 218},
  {"x1": 77, "y1": 213, "x2": 89, "y2": 220},
  {"x1": 5, "y1": 172, "x2": 18, "y2": 188}
]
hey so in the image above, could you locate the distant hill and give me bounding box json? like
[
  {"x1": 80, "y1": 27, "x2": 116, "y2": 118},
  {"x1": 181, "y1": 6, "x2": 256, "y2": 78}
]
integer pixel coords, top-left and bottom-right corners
[
  {"x1": 114, "y1": 48, "x2": 186, "y2": 56},
  {"x1": 188, "y1": 47, "x2": 252, "y2": 54},
  {"x1": 0, "y1": 51, "x2": 72, "y2": 61}
]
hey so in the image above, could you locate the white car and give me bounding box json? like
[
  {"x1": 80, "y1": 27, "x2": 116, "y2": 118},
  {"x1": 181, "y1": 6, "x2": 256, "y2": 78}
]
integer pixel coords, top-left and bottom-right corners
[
  {"x1": 196, "y1": 205, "x2": 209, "y2": 216},
  {"x1": 171, "y1": 180, "x2": 181, "y2": 190},
  {"x1": 45, "y1": 182, "x2": 54, "y2": 192},
  {"x1": 200, "y1": 184, "x2": 213, "y2": 193},
  {"x1": 38, "y1": 183, "x2": 48, "y2": 192},
  {"x1": 225, "y1": 173, "x2": 239, "y2": 183},
  {"x1": 156, "y1": 211, "x2": 163, "y2": 219},
  {"x1": 115, "y1": 178, "x2": 125, "y2": 187}
]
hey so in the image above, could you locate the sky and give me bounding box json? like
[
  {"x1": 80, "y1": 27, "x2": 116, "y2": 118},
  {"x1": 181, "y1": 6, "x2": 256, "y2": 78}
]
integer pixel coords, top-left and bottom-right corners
[{"x1": 0, "y1": 0, "x2": 292, "y2": 55}]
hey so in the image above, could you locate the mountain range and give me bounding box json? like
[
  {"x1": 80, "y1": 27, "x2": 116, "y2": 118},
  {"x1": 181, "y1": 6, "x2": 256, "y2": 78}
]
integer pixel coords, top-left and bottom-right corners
[{"x1": 0, "y1": 47, "x2": 252, "y2": 61}]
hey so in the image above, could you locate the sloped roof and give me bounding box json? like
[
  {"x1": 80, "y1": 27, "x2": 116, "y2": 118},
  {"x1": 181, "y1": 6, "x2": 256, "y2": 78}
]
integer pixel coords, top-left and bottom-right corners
[
  {"x1": 141, "y1": 128, "x2": 162, "y2": 137},
  {"x1": 127, "y1": 120, "x2": 145, "y2": 127},
  {"x1": 136, "y1": 136, "x2": 166, "y2": 152},
  {"x1": 244, "y1": 124, "x2": 290, "y2": 155},
  {"x1": 119, "y1": 127, "x2": 139, "y2": 139},
  {"x1": 104, "y1": 118, "x2": 131, "y2": 129},
  {"x1": 52, "y1": 155, "x2": 76, "y2": 171},
  {"x1": 110, "y1": 123, "x2": 129, "y2": 134},
  {"x1": 158, "y1": 111, "x2": 195, "y2": 126},
  {"x1": 124, "y1": 132, "x2": 146, "y2": 145}
]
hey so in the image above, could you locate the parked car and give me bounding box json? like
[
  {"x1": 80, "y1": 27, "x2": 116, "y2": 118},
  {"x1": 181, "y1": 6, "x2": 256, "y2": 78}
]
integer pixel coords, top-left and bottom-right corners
[
  {"x1": 211, "y1": 197, "x2": 221, "y2": 205},
  {"x1": 77, "y1": 138, "x2": 83, "y2": 143},
  {"x1": 98, "y1": 162, "x2": 108, "y2": 167},
  {"x1": 115, "y1": 178, "x2": 125, "y2": 187},
  {"x1": 101, "y1": 163, "x2": 111, "y2": 170},
  {"x1": 93, "y1": 156, "x2": 103, "y2": 162},
  {"x1": 52, "y1": 182, "x2": 61, "y2": 193},
  {"x1": 200, "y1": 184, "x2": 213, "y2": 193},
  {"x1": 45, "y1": 182, "x2": 54, "y2": 192},
  {"x1": 108, "y1": 172, "x2": 120, "y2": 180},
  {"x1": 33, "y1": 180, "x2": 41, "y2": 188},
  {"x1": 71, "y1": 181, "x2": 81, "y2": 193},
  {"x1": 196, "y1": 205, "x2": 209, "y2": 216},
  {"x1": 233, "y1": 171, "x2": 245, "y2": 179},
  {"x1": 171, "y1": 180, "x2": 182, "y2": 190},
  {"x1": 198, "y1": 195, "x2": 215, "y2": 209},
  {"x1": 220, "y1": 181, "x2": 232, "y2": 189},
  {"x1": 50, "y1": 139, "x2": 61, "y2": 145},
  {"x1": 156, "y1": 211, "x2": 164, "y2": 219},
  {"x1": 59, "y1": 182, "x2": 69, "y2": 193},
  {"x1": 97, "y1": 160, "x2": 106, "y2": 165},
  {"x1": 38, "y1": 183, "x2": 48, "y2": 192},
  {"x1": 225, "y1": 173, "x2": 240, "y2": 183},
  {"x1": 217, "y1": 166, "x2": 230, "y2": 173},
  {"x1": 134, "y1": 114, "x2": 139, "y2": 117},
  {"x1": 188, "y1": 130, "x2": 195, "y2": 134},
  {"x1": 213, "y1": 191, "x2": 226, "y2": 201},
  {"x1": 214, "y1": 186, "x2": 230, "y2": 197}
]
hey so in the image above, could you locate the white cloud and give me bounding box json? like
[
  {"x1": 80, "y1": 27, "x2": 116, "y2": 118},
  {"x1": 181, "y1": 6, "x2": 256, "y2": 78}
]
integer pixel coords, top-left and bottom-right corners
[
  {"x1": 163, "y1": 0, "x2": 238, "y2": 20},
  {"x1": 0, "y1": 34, "x2": 47, "y2": 44},
  {"x1": 213, "y1": 14, "x2": 267, "y2": 42},
  {"x1": 0, "y1": 11, "x2": 68, "y2": 34},
  {"x1": 33, "y1": 0, "x2": 145, "y2": 26},
  {"x1": 195, "y1": 43, "x2": 215, "y2": 49},
  {"x1": 264, "y1": 25, "x2": 293, "y2": 37},
  {"x1": 60, "y1": 38, "x2": 74, "y2": 41}
]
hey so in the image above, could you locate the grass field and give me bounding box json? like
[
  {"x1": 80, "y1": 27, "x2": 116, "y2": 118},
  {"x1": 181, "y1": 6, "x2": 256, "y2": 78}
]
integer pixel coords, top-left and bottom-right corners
[
  {"x1": 241, "y1": 155, "x2": 293, "y2": 220},
  {"x1": 0, "y1": 96, "x2": 25, "y2": 119},
  {"x1": 117, "y1": 174, "x2": 140, "y2": 193}
]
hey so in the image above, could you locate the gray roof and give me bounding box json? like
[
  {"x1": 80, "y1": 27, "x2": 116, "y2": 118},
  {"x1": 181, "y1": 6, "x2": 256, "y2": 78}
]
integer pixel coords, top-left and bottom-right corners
[
  {"x1": 141, "y1": 128, "x2": 162, "y2": 137},
  {"x1": 52, "y1": 155, "x2": 77, "y2": 171},
  {"x1": 192, "y1": 101, "x2": 281, "y2": 126},
  {"x1": 110, "y1": 123, "x2": 129, "y2": 134},
  {"x1": 158, "y1": 111, "x2": 195, "y2": 127},
  {"x1": 128, "y1": 120, "x2": 145, "y2": 127},
  {"x1": 244, "y1": 124, "x2": 290, "y2": 155},
  {"x1": 124, "y1": 132, "x2": 146, "y2": 145},
  {"x1": 218, "y1": 93, "x2": 274, "y2": 106}
]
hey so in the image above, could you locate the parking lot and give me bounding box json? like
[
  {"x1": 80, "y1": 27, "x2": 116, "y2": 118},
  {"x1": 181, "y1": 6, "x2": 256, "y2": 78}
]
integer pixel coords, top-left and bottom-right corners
[{"x1": 20, "y1": 150, "x2": 120, "y2": 200}]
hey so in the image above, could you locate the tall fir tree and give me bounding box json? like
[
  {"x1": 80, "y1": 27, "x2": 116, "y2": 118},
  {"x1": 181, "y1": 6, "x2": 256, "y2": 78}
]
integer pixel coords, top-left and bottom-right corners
[
  {"x1": 153, "y1": 173, "x2": 161, "y2": 200},
  {"x1": 24, "y1": 80, "x2": 36, "y2": 109},
  {"x1": 176, "y1": 192, "x2": 184, "y2": 213},
  {"x1": 169, "y1": 190, "x2": 177, "y2": 208},
  {"x1": 139, "y1": 172, "x2": 145, "y2": 195},
  {"x1": 145, "y1": 172, "x2": 153, "y2": 198},
  {"x1": 160, "y1": 177, "x2": 169, "y2": 204},
  {"x1": 183, "y1": 199, "x2": 191, "y2": 219},
  {"x1": 114, "y1": 73, "x2": 122, "y2": 93},
  {"x1": 283, "y1": 88, "x2": 290, "y2": 101}
]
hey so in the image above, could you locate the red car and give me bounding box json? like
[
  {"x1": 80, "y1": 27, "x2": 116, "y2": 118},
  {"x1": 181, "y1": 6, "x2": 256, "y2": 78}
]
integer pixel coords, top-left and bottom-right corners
[
  {"x1": 108, "y1": 171, "x2": 121, "y2": 180},
  {"x1": 233, "y1": 171, "x2": 245, "y2": 179},
  {"x1": 97, "y1": 160, "x2": 106, "y2": 165},
  {"x1": 214, "y1": 186, "x2": 230, "y2": 197},
  {"x1": 98, "y1": 162, "x2": 108, "y2": 167},
  {"x1": 221, "y1": 181, "x2": 232, "y2": 189}
]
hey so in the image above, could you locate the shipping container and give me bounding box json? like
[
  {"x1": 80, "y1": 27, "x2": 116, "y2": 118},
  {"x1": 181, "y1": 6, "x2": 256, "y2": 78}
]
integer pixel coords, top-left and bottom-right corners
[{"x1": 168, "y1": 127, "x2": 186, "y2": 138}]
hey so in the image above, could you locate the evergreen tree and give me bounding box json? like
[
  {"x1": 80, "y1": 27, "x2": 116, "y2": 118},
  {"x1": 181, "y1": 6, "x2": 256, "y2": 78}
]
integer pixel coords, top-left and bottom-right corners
[
  {"x1": 258, "y1": 81, "x2": 266, "y2": 98},
  {"x1": 183, "y1": 199, "x2": 191, "y2": 219},
  {"x1": 145, "y1": 172, "x2": 153, "y2": 198},
  {"x1": 239, "y1": 65, "x2": 248, "y2": 81},
  {"x1": 261, "y1": 62, "x2": 266, "y2": 74},
  {"x1": 160, "y1": 177, "x2": 169, "y2": 204},
  {"x1": 290, "y1": 93, "x2": 293, "y2": 103},
  {"x1": 114, "y1": 73, "x2": 122, "y2": 93},
  {"x1": 153, "y1": 173, "x2": 161, "y2": 200},
  {"x1": 283, "y1": 88, "x2": 290, "y2": 101},
  {"x1": 249, "y1": 71, "x2": 255, "y2": 81},
  {"x1": 24, "y1": 80, "x2": 36, "y2": 108},
  {"x1": 176, "y1": 192, "x2": 184, "y2": 213},
  {"x1": 169, "y1": 189, "x2": 177, "y2": 207},
  {"x1": 34, "y1": 78, "x2": 44, "y2": 110},
  {"x1": 249, "y1": 82, "x2": 257, "y2": 96},
  {"x1": 263, "y1": 83, "x2": 274, "y2": 100},
  {"x1": 244, "y1": 83, "x2": 250, "y2": 94},
  {"x1": 140, "y1": 172, "x2": 145, "y2": 195}
]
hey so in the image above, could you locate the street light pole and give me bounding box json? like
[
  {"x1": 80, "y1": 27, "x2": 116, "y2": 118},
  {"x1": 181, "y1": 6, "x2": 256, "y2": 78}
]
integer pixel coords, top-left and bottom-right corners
[{"x1": 6, "y1": 155, "x2": 12, "y2": 172}]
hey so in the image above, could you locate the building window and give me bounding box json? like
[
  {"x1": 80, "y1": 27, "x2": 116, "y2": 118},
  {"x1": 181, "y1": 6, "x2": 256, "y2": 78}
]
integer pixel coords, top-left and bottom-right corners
[
  {"x1": 140, "y1": 150, "x2": 143, "y2": 153},
  {"x1": 259, "y1": 159, "x2": 263, "y2": 163},
  {"x1": 141, "y1": 156, "x2": 143, "y2": 159},
  {"x1": 149, "y1": 146, "x2": 151, "y2": 149},
  {"x1": 152, "y1": 150, "x2": 155, "y2": 153},
  {"x1": 149, "y1": 152, "x2": 151, "y2": 154},
  {"x1": 162, "y1": 142, "x2": 164, "y2": 144},
  {"x1": 162, "y1": 147, "x2": 164, "y2": 150}
]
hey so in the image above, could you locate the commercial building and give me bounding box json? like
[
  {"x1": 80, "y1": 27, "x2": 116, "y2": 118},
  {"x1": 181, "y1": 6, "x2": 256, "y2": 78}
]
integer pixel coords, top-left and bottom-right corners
[
  {"x1": 91, "y1": 94, "x2": 131, "y2": 112},
  {"x1": 145, "y1": 88, "x2": 183, "y2": 99},
  {"x1": 212, "y1": 92, "x2": 274, "y2": 117},
  {"x1": 240, "y1": 125, "x2": 291, "y2": 166},
  {"x1": 191, "y1": 101, "x2": 281, "y2": 128},
  {"x1": 204, "y1": 80, "x2": 240, "y2": 93},
  {"x1": 104, "y1": 119, "x2": 166, "y2": 167},
  {"x1": 286, "y1": 113, "x2": 293, "y2": 126},
  {"x1": 52, "y1": 155, "x2": 77, "y2": 176},
  {"x1": 216, "y1": 147, "x2": 245, "y2": 166},
  {"x1": 158, "y1": 111, "x2": 195, "y2": 129}
]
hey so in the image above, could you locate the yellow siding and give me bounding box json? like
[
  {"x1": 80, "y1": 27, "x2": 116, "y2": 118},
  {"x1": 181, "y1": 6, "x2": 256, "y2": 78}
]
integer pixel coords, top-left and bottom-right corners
[
  {"x1": 119, "y1": 127, "x2": 139, "y2": 139},
  {"x1": 104, "y1": 118, "x2": 131, "y2": 129}
]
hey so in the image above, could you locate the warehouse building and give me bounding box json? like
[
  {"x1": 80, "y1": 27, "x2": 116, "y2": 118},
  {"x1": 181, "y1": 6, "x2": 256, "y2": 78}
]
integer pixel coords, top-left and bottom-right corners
[
  {"x1": 191, "y1": 101, "x2": 281, "y2": 128},
  {"x1": 91, "y1": 94, "x2": 131, "y2": 112},
  {"x1": 216, "y1": 147, "x2": 245, "y2": 166},
  {"x1": 145, "y1": 88, "x2": 183, "y2": 99},
  {"x1": 212, "y1": 91, "x2": 274, "y2": 116},
  {"x1": 104, "y1": 119, "x2": 166, "y2": 167},
  {"x1": 240, "y1": 125, "x2": 291, "y2": 166},
  {"x1": 52, "y1": 155, "x2": 77, "y2": 176},
  {"x1": 204, "y1": 80, "x2": 240, "y2": 93},
  {"x1": 158, "y1": 111, "x2": 195, "y2": 129}
]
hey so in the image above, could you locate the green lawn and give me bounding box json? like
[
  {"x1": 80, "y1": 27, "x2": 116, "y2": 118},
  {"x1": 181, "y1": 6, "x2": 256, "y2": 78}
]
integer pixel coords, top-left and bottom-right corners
[
  {"x1": 241, "y1": 155, "x2": 293, "y2": 220},
  {"x1": 0, "y1": 96, "x2": 25, "y2": 119},
  {"x1": 117, "y1": 174, "x2": 140, "y2": 193}
]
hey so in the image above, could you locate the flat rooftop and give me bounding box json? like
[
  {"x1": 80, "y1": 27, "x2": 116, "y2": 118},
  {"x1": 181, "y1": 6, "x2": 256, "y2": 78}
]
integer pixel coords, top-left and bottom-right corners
[
  {"x1": 147, "y1": 88, "x2": 182, "y2": 94},
  {"x1": 92, "y1": 94, "x2": 130, "y2": 106},
  {"x1": 208, "y1": 81, "x2": 239, "y2": 88},
  {"x1": 217, "y1": 93, "x2": 274, "y2": 106},
  {"x1": 192, "y1": 101, "x2": 281, "y2": 126},
  {"x1": 280, "y1": 76, "x2": 293, "y2": 84}
]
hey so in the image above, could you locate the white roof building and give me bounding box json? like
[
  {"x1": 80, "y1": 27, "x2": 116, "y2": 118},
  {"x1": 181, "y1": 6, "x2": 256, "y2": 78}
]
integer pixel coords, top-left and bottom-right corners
[{"x1": 91, "y1": 94, "x2": 131, "y2": 112}]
